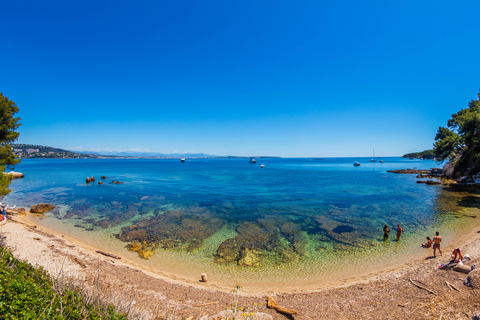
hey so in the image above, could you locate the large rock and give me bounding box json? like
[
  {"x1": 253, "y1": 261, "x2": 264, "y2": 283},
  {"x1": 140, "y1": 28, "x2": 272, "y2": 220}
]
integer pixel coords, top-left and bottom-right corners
[
  {"x1": 4, "y1": 172, "x2": 24, "y2": 179},
  {"x1": 453, "y1": 264, "x2": 472, "y2": 274},
  {"x1": 30, "y1": 203, "x2": 56, "y2": 214},
  {"x1": 464, "y1": 266, "x2": 479, "y2": 288},
  {"x1": 215, "y1": 238, "x2": 238, "y2": 263}
]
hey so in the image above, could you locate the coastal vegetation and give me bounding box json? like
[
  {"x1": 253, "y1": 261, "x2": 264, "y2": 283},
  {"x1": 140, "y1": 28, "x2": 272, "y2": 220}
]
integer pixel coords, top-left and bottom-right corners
[
  {"x1": 0, "y1": 93, "x2": 21, "y2": 197},
  {"x1": 0, "y1": 246, "x2": 126, "y2": 319},
  {"x1": 11, "y1": 144, "x2": 100, "y2": 159},
  {"x1": 434, "y1": 89, "x2": 480, "y2": 178},
  {"x1": 402, "y1": 150, "x2": 435, "y2": 159}
]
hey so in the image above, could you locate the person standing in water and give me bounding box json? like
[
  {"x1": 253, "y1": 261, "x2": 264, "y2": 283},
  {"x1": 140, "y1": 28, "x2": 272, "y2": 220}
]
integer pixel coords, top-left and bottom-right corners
[
  {"x1": 433, "y1": 231, "x2": 443, "y2": 257},
  {"x1": 396, "y1": 224, "x2": 402, "y2": 241},
  {"x1": 383, "y1": 224, "x2": 390, "y2": 241}
]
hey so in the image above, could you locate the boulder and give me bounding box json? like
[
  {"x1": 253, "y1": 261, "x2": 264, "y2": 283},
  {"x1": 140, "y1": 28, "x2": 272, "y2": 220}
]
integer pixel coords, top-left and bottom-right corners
[
  {"x1": 86, "y1": 177, "x2": 91, "y2": 183},
  {"x1": 464, "y1": 266, "x2": 479, "y2": 288},
  {"x1": 90, "y1": 176, "x2": 95, "y2": 182},
  {"x1": 98, "y1": 182, "x2": 104, "y2": 185},
  {"x1": 453, "y1": 264, "x2": 472, "y2": 274},
  {"x1": 4, "y1": 172, "x2": 24, "y2": 179},
  {"x1": 215, "y1": 238, "x2": 238, "y2": 263},
  {"x1": 30, "y1": 203, "x2": 56, "y2": 214},
  {"x1": 101, "y1": 176, "x2": 106, "y2": 179}
]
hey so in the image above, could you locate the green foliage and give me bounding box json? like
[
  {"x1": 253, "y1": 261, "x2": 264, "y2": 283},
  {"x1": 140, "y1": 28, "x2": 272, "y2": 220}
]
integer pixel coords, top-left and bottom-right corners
[
  {"x1": 0, "y1": 247, "x2": 127, "y2": 319},
  {"x1": 434, "y1": 89, "x2": 480, "y2": 176},
  {"x1": 402, "y1": 149, "x2": 435, "y2": 159},
  {"x1": 0, "y1": 93, "x2": 22, "y2": 197}
]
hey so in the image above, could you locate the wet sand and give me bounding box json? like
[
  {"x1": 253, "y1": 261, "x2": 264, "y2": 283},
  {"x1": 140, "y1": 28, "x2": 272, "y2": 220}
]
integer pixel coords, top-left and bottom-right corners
[{"x1": 2, "y1": 210, "x2": 480, "y2": 319}]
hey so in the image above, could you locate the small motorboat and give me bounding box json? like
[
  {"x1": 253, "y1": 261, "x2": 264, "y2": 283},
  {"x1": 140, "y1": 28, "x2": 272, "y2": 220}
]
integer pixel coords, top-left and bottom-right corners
[
  {"x1": 353, "y1": 161, "x2": 360, "y2": 166},
  {"x1": 249, "y1": 158, "x2": 256, "y2": 164},
  {"x1": 181, "y1": 158, "x2": 185, "y2": 162},
  {"x1": 260, "y1": 164, "x2": 265, "y2": 168}
]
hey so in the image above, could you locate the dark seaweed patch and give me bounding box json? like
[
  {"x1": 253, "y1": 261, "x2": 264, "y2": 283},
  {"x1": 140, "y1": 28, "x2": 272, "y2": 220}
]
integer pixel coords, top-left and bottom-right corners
[{"x1": 332, "y1": 225, "x2": 355, "y2": 234}]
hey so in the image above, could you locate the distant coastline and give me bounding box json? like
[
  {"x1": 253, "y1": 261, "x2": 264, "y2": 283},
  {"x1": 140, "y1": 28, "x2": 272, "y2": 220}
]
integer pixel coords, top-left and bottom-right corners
[{"x1": 11, "y1": 143, "x2": 280, "y2": 160}]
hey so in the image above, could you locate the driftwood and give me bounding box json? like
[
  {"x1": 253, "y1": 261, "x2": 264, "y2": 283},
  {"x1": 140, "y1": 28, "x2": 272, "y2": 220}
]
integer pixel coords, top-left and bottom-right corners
[
  {"x1": 409, "y1": 279, "x2": 437, "y2": 296},
  {"x1": 453, "y1": 214, "x2": 477, "y2": 218},
  {"x1": 194, "y1": 301, "x2": 218, "y2": 307},
  {"x1": 445, "y1": 281, "x2": 460, "y2": 292},
  {"x1": 267, "y1": 295, "x2": 298, "y2": 315},
  {"x1": 74, "y1": 257, "x2": 87, "y2": 268},
  {"x1": 95, "y1": 250, "x2": 121, "y2": 259}
]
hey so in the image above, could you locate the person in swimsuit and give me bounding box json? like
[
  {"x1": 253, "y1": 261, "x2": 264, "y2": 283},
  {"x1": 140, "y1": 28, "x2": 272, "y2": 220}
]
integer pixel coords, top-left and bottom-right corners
[
  {"x1": 433, "y1": 231, "x2": 443, "y2": 257},
  {"x1": 383, "y1": 224, "x2": 390, "y2": 241},
  {"x1": 396, "y1": 224, "x2": 402, "y2": 240},
  {"x1": 422, "y1": 237, "x2": 433, "y2": 248},
  {"x1": 451, "y1": 248, "x2": 463, "y2": 263}
]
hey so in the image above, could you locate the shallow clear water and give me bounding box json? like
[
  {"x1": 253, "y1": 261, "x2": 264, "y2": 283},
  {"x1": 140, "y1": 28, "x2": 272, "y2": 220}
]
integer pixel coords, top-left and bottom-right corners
[{"x1": 4, "y1": 157, "x2": 479, "y2": 290}]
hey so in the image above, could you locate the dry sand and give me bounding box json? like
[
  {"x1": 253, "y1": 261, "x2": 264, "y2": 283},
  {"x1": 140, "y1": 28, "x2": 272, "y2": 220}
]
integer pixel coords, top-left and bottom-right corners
[{"x1": 2, "y1": 213, "x2": 480, "y2": 320}]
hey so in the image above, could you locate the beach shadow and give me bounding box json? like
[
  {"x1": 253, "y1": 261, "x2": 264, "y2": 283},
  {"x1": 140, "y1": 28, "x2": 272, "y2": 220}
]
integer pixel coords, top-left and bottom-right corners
[{"x1": 425, "y1": 256, "x2": 436, "y2": 260}]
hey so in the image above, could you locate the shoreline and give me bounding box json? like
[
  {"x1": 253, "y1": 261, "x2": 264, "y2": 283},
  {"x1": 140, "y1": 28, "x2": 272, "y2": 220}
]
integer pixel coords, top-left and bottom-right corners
[{"x1": 2, "y1": 208, "x2": 480, "y2": 319}]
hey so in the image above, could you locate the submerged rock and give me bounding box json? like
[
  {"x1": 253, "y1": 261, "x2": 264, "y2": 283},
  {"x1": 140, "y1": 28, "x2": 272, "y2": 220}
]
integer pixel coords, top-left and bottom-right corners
[
  {"x1": 30, "y1": 203, "x2": 56, "y2": 214},
  {"x1": 215, "y1": 238, "x2": 238, "y2": 263},
  {"x1": 126, "y1": 241, "x2": 156, "y2": 260},
  {"x1": 237, "y1": 246, "x2": 262, "y2": 267}
]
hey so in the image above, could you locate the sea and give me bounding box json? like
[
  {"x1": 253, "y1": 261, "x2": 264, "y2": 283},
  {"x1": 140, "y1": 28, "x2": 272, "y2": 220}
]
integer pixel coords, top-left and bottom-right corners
[{"x1": 3, "y1": 157, "x2": 479, "y2": 291}]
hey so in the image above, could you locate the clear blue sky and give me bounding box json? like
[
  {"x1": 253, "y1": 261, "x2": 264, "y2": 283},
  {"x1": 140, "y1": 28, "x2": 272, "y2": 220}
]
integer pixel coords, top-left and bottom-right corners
[{"x1": 1, "y1": 0, "x2": 479, "y2": 157}]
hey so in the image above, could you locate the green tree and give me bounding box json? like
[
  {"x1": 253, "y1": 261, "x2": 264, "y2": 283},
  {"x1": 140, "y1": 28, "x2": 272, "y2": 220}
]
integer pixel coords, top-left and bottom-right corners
[
  {"x1": 434, "y1": 89, "x2": 480, "y2": 177},
  {"x1": 0, "y1": 93, "x2": 22, "y2": 197}
]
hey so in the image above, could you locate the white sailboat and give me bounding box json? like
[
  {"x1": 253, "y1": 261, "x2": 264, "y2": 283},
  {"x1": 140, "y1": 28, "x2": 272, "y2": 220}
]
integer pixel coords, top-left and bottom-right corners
[{"x1": 370, "y1": 149, "x2": 376, "y2": 162}]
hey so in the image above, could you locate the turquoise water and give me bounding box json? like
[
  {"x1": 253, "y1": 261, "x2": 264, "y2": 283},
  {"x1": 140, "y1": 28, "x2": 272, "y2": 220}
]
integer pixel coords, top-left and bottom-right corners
[{"x1": 4, "y1": 157, "x2": 478, "y2": 289}]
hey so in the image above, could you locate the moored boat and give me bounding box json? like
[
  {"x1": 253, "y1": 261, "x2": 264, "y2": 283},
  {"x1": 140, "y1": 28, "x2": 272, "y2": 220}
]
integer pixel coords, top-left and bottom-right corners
[
  {"x1": 354, "y1": 161, "x2": 360, "y2": 166},
  {"x1": 249, "y1": 158, "x2": 256, "y2": 164}
]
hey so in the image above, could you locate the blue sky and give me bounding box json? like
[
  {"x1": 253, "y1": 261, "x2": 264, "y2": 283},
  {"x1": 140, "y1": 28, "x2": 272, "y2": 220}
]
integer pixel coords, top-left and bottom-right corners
[{"x1": 1, "y1": 0, "x2": 479, "y2": 157}]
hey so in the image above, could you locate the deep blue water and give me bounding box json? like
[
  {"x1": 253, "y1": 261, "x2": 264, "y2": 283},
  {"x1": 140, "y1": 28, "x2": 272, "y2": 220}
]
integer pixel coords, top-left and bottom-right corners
[{"x1": 4, "y1": 157, "x2": 462, "y2": 266}]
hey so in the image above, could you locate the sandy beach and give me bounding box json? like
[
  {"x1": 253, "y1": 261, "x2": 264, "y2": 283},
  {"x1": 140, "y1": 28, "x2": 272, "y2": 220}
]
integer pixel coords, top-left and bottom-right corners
[{"x1": 1, "y1": 208, "x2": 480, "y2": 320}]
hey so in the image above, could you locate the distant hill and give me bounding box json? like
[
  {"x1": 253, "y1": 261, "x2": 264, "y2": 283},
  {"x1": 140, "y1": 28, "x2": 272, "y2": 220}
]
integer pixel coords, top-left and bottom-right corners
[
  {"x1": 402, "y1": 149, "x2": 435, "y2": 159},
  {"x1": 11, "y1": 144, "x2": 100, "y2": 159}
]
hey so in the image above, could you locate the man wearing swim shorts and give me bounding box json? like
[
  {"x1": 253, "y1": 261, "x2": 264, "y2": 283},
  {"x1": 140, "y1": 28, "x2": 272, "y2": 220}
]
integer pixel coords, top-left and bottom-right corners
[
  {"x1": 433, "y1": 231, "x2": 443, "y2": 257},
  {"x1": 383, "y1": 224, "x2": 390, "y2": 241}
]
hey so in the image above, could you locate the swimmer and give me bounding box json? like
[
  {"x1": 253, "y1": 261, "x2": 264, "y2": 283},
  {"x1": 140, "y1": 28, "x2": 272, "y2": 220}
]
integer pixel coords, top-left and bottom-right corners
[
  {"x1": 383, "y1": 224, "x2": 390, "y2": 241},
  {"x1": 396, "y1": 224, "x2": 402, "y2": 240},
  {"x1": 422, "y1": 237, "x2": 433, "y2": 248}
]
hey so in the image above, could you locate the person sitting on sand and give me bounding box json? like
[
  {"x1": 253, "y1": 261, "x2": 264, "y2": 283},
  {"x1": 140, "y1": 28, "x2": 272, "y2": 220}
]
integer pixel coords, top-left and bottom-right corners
[
  {"x1": 383, "y1": 224, "x2": 390, "y2": 240},
  {"x1": 451, "y1": 248, "x2": 464, "y2": 263},
  {"x1": 433, "y1": 231, "x2": 443, "y2": 257},
  {"x1": 422, "y1": 237, "x2": 433, "y2": 248},
  {"x1": 0, "y1": 202, "x2": 15, "y2": 221}
]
